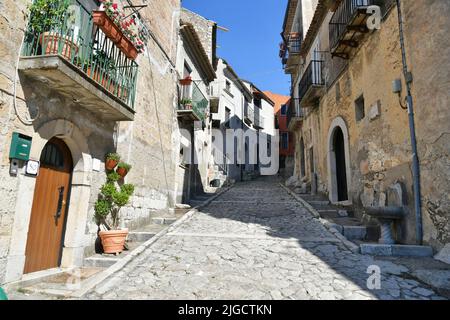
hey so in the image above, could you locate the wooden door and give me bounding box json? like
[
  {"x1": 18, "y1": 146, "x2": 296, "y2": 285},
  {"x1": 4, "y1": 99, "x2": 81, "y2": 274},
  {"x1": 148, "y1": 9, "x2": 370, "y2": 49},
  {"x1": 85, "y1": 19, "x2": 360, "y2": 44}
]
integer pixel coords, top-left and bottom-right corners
[{"x1": 24, "y1": 138, "x2": 73, "y2": 274}]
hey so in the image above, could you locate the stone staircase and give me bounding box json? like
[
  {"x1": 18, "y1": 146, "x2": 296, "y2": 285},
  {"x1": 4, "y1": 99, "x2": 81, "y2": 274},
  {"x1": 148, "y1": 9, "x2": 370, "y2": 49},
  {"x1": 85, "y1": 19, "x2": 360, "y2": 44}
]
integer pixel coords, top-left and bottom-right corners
[
  {"x1": 298, "y1": 193, "x2": 380, "y2": 243},
  {"x1": 84, "y1": 208, "x2": 190, "y2": 268},
  {"x1": 7, "y1": 209, "x2": 192, "y2": 299},
  {"x1": 188, "y1": 192, "x2": 217, "y2": 208}
]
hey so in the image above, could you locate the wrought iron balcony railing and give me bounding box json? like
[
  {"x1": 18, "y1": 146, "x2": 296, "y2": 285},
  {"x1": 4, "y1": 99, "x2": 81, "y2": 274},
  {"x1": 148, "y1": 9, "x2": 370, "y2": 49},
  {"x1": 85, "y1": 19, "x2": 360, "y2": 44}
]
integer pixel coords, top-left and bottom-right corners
[
  {"x1": 244, "y1": 102, "x2": 254, "y2": 124},
  {"x1": 281, "y1": 34, "x2": 302, "y2": 68},
  {"x1": 287, "y1": 99, "x2": 304, "y2": 131},
  {"x1": 287, "y1": 37, "x2": 301, "y2": 55},
  {"x1": 254, "y1": 112, "x2": 265, "y2": 129},
  {"x1": 22, "y1": 0, "x2": 139, "y2": 109},
  {"x1": 299, "y1": 60, "x2": 324, "y2": 102},
  {"x1": 329, "y1": 0, "x2": 374, "y2": 57}
]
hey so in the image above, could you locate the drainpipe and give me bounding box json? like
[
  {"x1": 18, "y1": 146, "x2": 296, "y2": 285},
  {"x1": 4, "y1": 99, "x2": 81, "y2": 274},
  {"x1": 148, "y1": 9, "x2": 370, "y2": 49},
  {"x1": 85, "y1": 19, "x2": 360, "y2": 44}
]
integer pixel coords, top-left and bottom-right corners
[
  {"x1": 396, "y1": 0, "x2": 423, "y2": 245},
  {"x1": 240, "y1": 95, "x2": 244, "y2": 182}
]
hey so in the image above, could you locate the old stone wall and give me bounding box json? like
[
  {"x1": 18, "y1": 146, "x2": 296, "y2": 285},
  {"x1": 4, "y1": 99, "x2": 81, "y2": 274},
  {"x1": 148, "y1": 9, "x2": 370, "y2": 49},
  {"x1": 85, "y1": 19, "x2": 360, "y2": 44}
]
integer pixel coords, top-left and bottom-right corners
[
  {"x1": 291, "y1": 1, "x2": 450, "y2": 252},
  {"x1": 402, "y1": 0, "x2": 450, "y2": 250},
  {"x1": 296, "y1": 6, "x2": 424, "y2": 244},
  {"x1": 180, "y1": 8, "x2": 216, "y2": 66},
  {"x1": 0, "y1": 0, "x2": 35, "y2": 285}
]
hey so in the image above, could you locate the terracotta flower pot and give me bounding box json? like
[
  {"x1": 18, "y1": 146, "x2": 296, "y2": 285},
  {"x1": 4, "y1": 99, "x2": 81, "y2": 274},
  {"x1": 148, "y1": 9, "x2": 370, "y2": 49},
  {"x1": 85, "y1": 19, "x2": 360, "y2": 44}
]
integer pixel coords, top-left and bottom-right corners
[
  {"x1": 116, "y1": 167, "x2": 129, "y2": 178},
  {"x1": 180, "y1": 77, "x2": 193, "y2": 86},
  {"x1": 99, "y1": 229, "x2": 129, "y2": 254},
  {"x1": 117, "y1": 35, "x2": 138, "y2": 60},
  {"x1": 92, "y1": 10, "x2": 123, "y2": 44},
  {"x1": 92, "y1": 10, "x2": 138, "y2": 60},
  {"x1": 105, "y1": 159, "x2": 118, "y2": 171},
  {"x1": 39, "y1": 32, "x2": 79, "y2": 60}
]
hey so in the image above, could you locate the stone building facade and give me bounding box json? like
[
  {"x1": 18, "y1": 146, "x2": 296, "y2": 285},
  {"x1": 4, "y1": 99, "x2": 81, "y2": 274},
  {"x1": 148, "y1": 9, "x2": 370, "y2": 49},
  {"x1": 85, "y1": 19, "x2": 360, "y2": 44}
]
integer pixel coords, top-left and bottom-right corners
[
  {"x1": 0, "y1": 0, "x2": 182, "y2": 283},
  {"x1": 175, "y1": 9, "x2": 217, "y2": 203},
  {"x1": 281, "y1": 0, "x2": 450, "y2": 251},
  {"x1": 264, "y1": 91, "x2": 293, "y2": 177}
]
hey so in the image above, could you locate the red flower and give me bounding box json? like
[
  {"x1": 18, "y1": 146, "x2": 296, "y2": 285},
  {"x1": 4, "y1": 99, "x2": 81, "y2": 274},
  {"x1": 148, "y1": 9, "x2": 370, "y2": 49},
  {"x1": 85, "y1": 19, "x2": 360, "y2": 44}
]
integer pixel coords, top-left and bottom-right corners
[{"x1": 112, "y1": 3, "x2": 118, "y2": 10}]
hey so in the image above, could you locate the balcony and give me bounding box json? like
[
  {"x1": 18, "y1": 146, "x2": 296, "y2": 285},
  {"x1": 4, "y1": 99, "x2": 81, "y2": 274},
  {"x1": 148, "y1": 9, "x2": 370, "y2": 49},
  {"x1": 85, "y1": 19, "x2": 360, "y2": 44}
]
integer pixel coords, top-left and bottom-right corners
[
  {"x1": 281, "y1": 33, "x2": 302, "y2": 74},
  {"x1": 298, "y1": 60, "x2": 325, "y2": 108},
  {"x1": 177, "y1": 81, "x2": 209, "y2": 122},
  {"x1": 244, "y1": 102, "x2": 254, "y2": 126},
  {"x1": 19, "y1": 0, "x2": 139, "y2": 121},
  {"x1": 329, "y1": 0, "x2": 375, "y2": 59},
  {"x1": 287, "y1": 100, "x2": 304, "y2": 132},
  {"x1": 209, "y1": 82, "x2": 221, "y2": 114},
  {"x1": 254, "y1": 112, "x2": 265, "y2": 130}
]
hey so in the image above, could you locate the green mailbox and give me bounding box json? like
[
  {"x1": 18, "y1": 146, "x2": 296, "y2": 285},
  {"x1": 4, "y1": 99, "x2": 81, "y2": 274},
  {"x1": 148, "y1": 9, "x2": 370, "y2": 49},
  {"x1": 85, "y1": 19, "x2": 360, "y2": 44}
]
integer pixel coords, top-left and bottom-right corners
[
  {"x1": 0, "y1": 287, "x2": 7, "y2": 300},
  {"x1": 9, "y1": 132, "x2": 32, "y2": 161}
]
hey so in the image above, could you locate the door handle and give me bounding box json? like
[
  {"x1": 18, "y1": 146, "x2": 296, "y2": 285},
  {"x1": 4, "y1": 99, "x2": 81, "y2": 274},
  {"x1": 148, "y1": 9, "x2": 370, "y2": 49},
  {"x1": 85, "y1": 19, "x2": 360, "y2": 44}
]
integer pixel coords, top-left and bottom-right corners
[{"x1": 54, "y1": 186, "x2": 65, "y2": 222}]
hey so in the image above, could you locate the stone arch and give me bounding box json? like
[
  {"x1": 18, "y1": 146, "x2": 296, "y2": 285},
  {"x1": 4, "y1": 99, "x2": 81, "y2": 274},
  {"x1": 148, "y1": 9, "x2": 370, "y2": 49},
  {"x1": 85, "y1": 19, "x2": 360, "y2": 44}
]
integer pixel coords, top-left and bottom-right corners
[
  {"x1": 5, "y1": 119, "x2": 92, "y2": 282},
  {"x1": 327, "y1": 117, "x2": 352, "y2": 204}
]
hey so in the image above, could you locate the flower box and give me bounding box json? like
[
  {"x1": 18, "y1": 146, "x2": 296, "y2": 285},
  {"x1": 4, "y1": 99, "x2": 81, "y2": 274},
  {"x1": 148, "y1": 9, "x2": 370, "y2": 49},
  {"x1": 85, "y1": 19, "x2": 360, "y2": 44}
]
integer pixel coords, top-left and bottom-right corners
[{"x1": 92, "y1": 10, "x2": 138, "y2": 60}]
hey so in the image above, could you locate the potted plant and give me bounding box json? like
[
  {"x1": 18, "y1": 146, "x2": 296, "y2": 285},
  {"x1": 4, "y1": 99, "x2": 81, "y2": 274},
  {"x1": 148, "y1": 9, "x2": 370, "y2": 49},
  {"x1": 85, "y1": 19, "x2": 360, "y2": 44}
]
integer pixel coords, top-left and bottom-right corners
[
  {"x1": 28, "y1": 0, "x2": 79, "y2": 60},
  {"x1": 105, "y1": 153, "x2": 120, "y2": 171},
  {"x1": 95, "y1": 171, "x2": 135, "y2": 254},
  {"x1": 179, "y1": 76, "x2": 193, "y2": 86},
  {"x1": 93, "y1": 1, "x2": 144, "y2": 60},
  {"x1": 180, "y1": 98, "x2": 193, "y2": 110},
  {"x1": 116, "y1": 162, "x2": 132, "y2": 178}
]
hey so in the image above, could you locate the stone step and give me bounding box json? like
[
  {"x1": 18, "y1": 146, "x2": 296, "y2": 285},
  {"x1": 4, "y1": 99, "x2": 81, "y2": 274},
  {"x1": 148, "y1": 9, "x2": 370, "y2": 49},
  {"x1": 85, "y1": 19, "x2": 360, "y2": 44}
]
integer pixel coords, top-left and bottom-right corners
[
  {"x1": 317, "y1": 210, "x2": 340, "y2": 219},
  {"x1": 188, "y1": 200, "x2": 206, "y2": 207},
  {"x1": 84, "y1": 256, "x2": 120, "y2": 268},
  {"x1": 152, "y1": 217, "x2": 177, "y2": 225},
  {"x1": 12, "y1": 267, "x2": 104, "y2": 298},
  {"x1": 343, "y1": 226, "x2": 367, "y2": 240},
  {"x1": 194, "y1": 195, "x2": 213, "y2": 201},
  {"x1": 308, "y1": 200, "x2": 331, "y2": 206},
  {"x1": 83, "y1": 240, "x2": 144, "y2": 268},
  {"x1": 127, "y1": 231, "x2": 156, "y2": 242},
  {"x1": 360, "y1": 244, "x2": 434, "y2": 257}
]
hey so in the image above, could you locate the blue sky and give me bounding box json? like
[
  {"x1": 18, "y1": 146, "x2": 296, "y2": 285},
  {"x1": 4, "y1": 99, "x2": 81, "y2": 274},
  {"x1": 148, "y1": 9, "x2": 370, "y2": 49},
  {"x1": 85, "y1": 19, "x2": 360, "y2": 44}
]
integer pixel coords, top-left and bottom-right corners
[{"x1": 182, "y1": 0, "x2": 290, "y2": 95}]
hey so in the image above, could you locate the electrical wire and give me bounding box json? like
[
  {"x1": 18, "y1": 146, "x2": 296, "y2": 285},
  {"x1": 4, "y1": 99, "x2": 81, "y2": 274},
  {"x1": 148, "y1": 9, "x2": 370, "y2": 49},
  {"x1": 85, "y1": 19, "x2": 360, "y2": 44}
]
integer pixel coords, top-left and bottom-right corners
[{"x1": 2, "y1": 21, "x2": 40, "y2": 136}]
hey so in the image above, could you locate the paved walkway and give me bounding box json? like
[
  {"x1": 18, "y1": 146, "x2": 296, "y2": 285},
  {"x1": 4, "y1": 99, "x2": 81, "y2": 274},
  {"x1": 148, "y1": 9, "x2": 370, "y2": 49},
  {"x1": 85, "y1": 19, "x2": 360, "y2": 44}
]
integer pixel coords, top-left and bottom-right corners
[{"x1": 85, "y1": 179, "x2": 444, "y2": 300}]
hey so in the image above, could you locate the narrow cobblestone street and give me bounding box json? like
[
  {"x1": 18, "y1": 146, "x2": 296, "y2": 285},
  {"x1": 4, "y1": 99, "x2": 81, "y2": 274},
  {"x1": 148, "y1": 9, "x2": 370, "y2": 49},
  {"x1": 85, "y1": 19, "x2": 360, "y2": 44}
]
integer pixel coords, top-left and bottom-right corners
[{"x1": 84, "y1": 179, "x2": 444, "y2": 300}]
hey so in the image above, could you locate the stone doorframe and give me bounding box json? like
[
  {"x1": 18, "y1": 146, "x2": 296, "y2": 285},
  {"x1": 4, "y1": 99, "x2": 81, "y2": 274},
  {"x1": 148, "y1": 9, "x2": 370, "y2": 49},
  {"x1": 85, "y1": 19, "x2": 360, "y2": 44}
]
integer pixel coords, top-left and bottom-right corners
[
  {"x1": 5, "y1": 119, "x2": 92, "y2": 283},
  {"x1": 327, "y1": 116, "x2": 352, "y2": 205}
]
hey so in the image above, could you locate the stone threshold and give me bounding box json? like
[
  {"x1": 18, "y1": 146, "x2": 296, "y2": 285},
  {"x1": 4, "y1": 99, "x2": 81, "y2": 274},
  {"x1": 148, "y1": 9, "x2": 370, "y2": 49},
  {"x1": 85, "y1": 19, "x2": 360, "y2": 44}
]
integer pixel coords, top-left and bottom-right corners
[{"x1": 360, "y1": 244, "x2": 434, "y2": 257}]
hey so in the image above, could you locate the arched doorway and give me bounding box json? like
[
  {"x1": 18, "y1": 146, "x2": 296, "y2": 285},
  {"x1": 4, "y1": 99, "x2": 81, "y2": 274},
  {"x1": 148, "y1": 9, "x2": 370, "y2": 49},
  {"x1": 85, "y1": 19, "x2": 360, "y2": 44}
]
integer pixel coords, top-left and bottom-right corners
[
  {"x1": 24, "y1": 138, "x2": 73, "y2": 274},
  {"x1": 327, "y1": 117, "x2": 351, "y2": 204},
  {"x1": 333, "y1": 128, "x2": 348, "y2": 201}
]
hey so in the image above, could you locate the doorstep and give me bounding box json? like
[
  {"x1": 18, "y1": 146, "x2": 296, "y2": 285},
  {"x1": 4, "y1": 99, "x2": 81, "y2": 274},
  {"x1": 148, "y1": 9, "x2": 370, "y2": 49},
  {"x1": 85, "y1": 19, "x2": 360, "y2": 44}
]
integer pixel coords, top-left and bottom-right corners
[{"x1": 360, "y1": 244, "x2": 434, "y2": 257}]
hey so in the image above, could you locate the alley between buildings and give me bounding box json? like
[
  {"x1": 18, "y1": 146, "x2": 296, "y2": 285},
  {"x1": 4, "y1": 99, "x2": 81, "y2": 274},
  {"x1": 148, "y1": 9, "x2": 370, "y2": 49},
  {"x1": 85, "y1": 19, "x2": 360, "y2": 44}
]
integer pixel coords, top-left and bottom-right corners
[{"x1": 82, "y1": 178, "x2": 444, "y2": 300}]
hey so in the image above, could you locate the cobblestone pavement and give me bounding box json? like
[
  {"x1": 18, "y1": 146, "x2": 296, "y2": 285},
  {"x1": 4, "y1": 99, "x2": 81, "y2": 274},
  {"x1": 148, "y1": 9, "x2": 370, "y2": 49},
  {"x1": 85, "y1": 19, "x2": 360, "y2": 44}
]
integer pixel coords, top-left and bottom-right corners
[{"x1": 84, "y1": 179, "x2": 445, "y2": 300}]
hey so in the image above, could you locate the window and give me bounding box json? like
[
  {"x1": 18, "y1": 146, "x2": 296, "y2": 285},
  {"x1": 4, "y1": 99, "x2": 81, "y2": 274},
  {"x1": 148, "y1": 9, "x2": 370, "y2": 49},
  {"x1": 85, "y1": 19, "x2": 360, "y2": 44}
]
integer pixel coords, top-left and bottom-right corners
[
  {"x1": 183, "y1": 62, "x2": 192, "y2": 78},
  {"x1": 281, "y1": 132, "x2": 289, "y2": 150},
  {"x1": 225, "y1": 80, "x2": 231, "y2": 92},
  {"x1": 281, "y1": 104, "x2": 287, "y2": 116},
  {"x1": 182, "y1": 62, "x2": 192, "y2": 99},
  {"x1": 355, "y1": 95, "x2": 365, "y2": 122},
  {"x1": 224, "y1": 107, "x2": 231, "y2": 128},
  {"x1": 254, "y1": 97, "x2": 261, "y2": 108}
]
